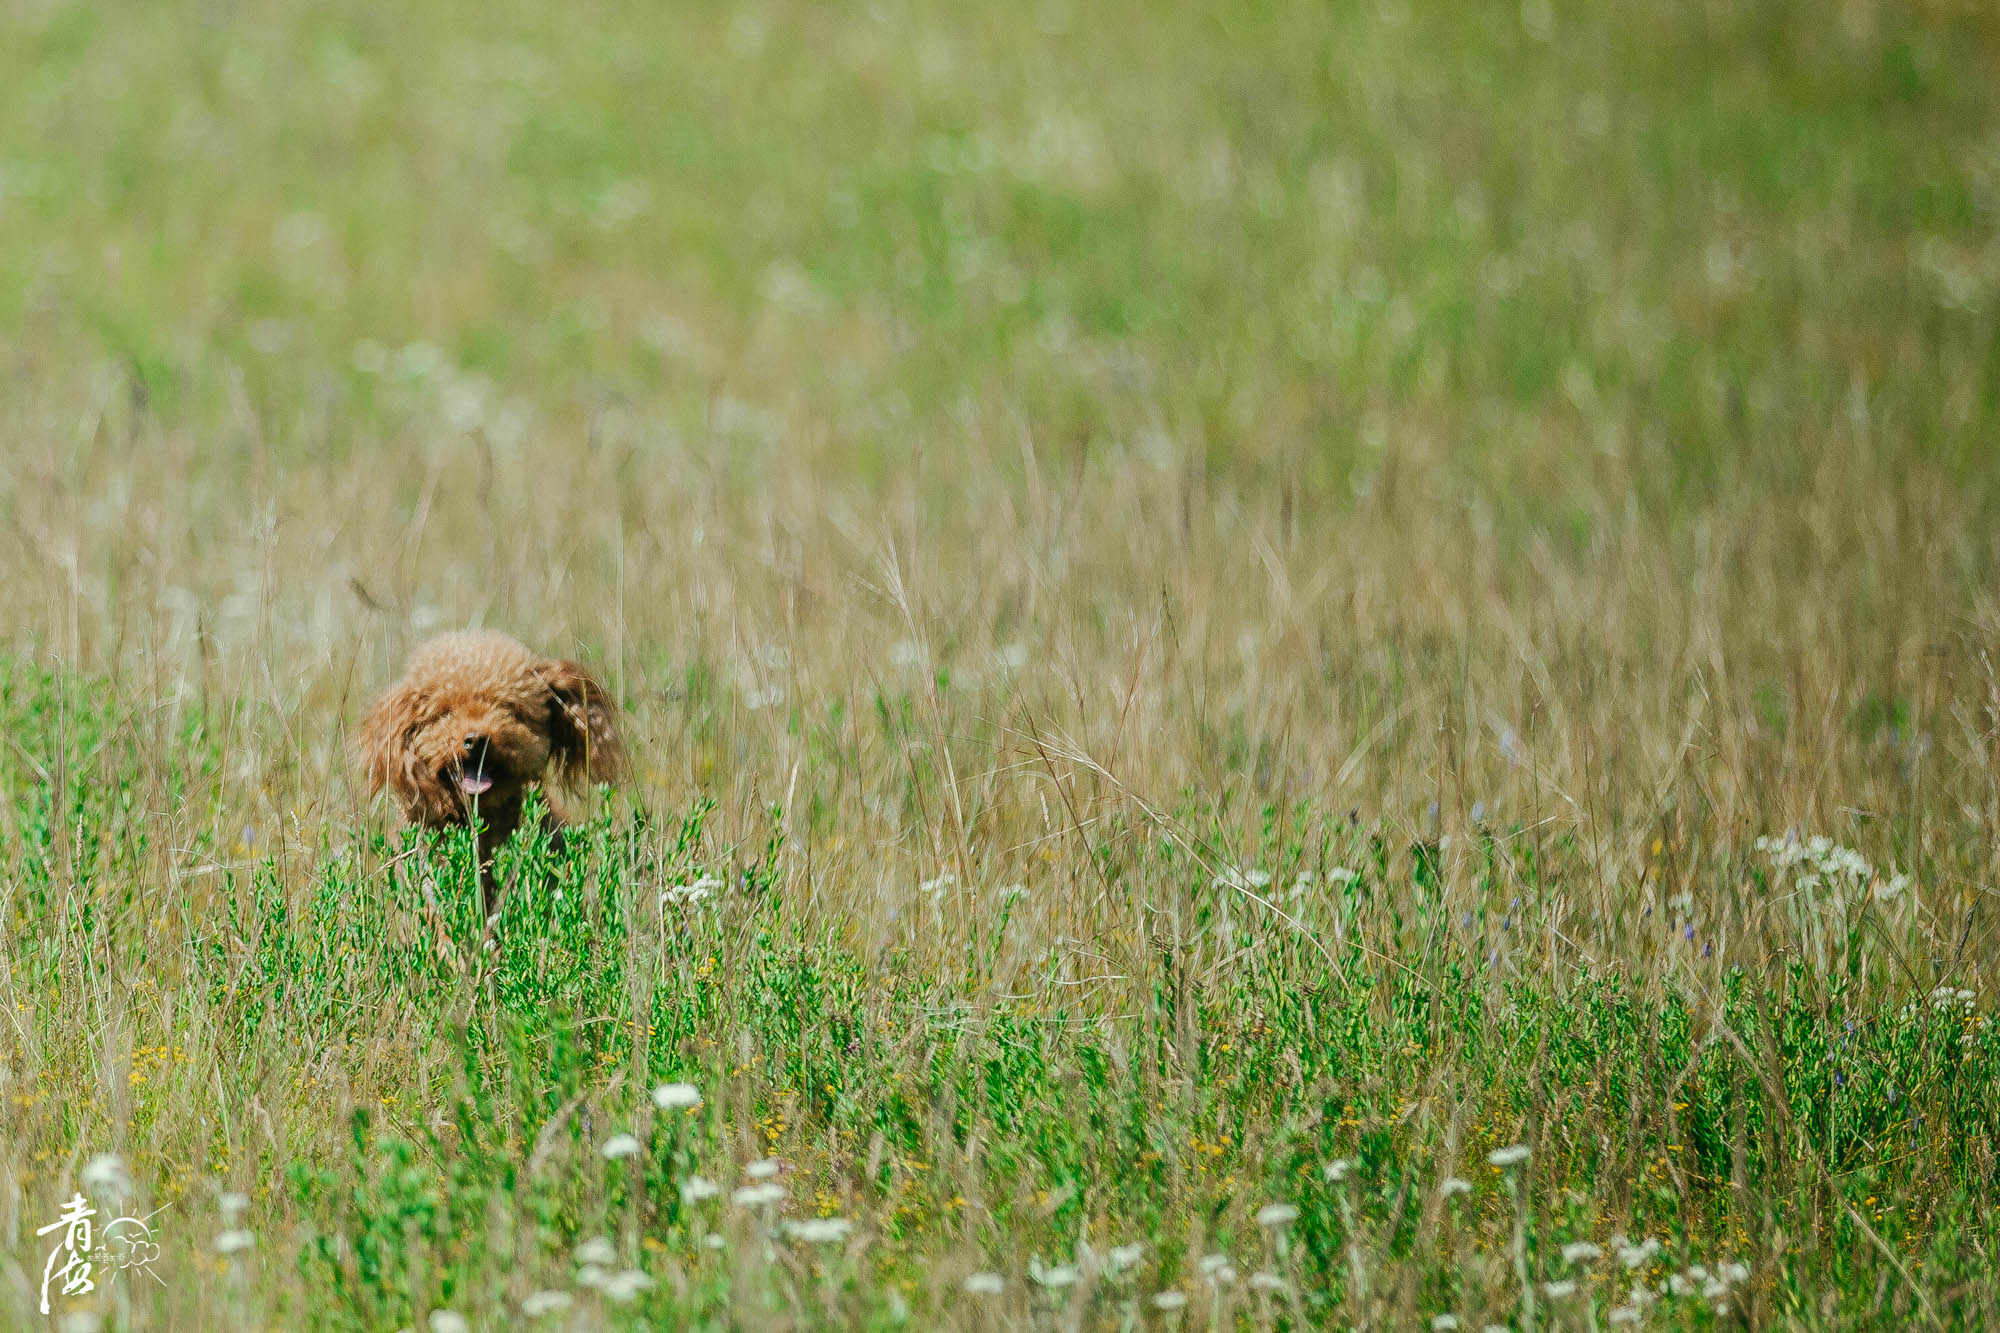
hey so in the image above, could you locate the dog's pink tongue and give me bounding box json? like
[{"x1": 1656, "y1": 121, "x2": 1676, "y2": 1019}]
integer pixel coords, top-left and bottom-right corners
[{"x1": 458, "y1": 773, "x2": 494, "y2": 796}]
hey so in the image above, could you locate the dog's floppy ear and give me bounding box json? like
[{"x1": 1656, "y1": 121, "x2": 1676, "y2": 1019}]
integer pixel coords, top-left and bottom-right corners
[
  {"x1": 536, "y1": 658, "x2": 623, "y2": 786},
  {"x1": 357, "y1": 683, "x2": 457, "y2": 825}
]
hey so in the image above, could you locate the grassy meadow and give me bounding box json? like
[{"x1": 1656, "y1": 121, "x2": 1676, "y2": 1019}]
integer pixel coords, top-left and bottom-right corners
[{"x1": 2, "y1": 0, "x2": 2000, "y2": 1326}]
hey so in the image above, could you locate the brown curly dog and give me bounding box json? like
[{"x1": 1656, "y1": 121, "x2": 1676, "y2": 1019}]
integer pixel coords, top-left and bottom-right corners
[{"x1": 358, "y1": 629, "x2": 622, "y2": 910}]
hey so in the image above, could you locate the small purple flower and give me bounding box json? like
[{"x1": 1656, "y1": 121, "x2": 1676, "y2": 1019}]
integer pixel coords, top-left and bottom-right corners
[
  {"x1": 1701, "y1": 941, "x2": 1713, "y2": 958},
  {"x1": 1461, "y1": 912, "x2": 1474, "y2": 929},
  {"x1": 1683, "y1": 923, "x2": 1696, "y2": 942}
]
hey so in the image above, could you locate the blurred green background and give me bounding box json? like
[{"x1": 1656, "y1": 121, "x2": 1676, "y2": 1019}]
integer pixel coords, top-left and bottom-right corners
[{"x1": 5, "y1": 0, "x2": 1993, "y2": 505}]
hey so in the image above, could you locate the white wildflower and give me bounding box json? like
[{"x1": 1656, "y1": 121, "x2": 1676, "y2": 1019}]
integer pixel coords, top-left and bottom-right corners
[
  {"x1": 600, "y1": 1133, "x2": 642, "y2": 1160},
  {"x1": 1561, "y1": 1241, "x2": 1603, "y2": 1263},
  {"x1": 1249, "y1": 1271, "x2": 1288, "y2": 1293},
  {"x1": 919, "y1": 873, "x2": 957, "y2": 898},
  {"x1": 1607, "y1": 1307, "x2": 1641, "y2": 1326},
  {"x1": 1761, "y1": 831, "x2": 1906, "y2": 904},
  {"x1": 215, "y1": 1229, "x2": 255, "y2": 1254},
  {"x1": 1198, "y1": 1253, "x2": 1238, "y2": 1285},
  {"x1": 652, "y1": 1082, "x2": 702, "y2": 1110},
  {"x1": 1153, "y1": 1289, "x2": 1189, "y2": 1310},
  {"x1": 964, "y1": 1272, "x2": 1004, "y2": 1295},
  {"x1": 745, "y1": 1158, "x2": 782, "y2": 1180},
  {"x1": 1720, "y1": 1261, "x2": 1750, "y2": 1283},
  {"x1": 219, "y1": 1191, "x2": 251, "y2": 1222},
  {"x1": 1431, "y1": 1317, "x2": 1461, "y2": 1331},
  {"x1": 1439, "y1": 1176, "x2": 1473, "y2": 1199},
  {"x1": 521, "y1": 1290, "x2": 573, "y2": 1316},
  {"x1": 1323, "y1": 1157, "x2": 1353, "y2": 1182},
  {"x1": 1029, "y1": 1256, "x2": 1079, "y2": 1288},
  {"x1": 1668, "y1": 1273, "x2": 1696, "y2": 1297},
  {"x1": 679, "y1": 1176, "x2": 721, "y2": 1204},
  {"x1": 785, "y1": 1217, "x2": 853, "y2": 1244},
  {"x1": 1105, "y1": 1242, "x2": 1145, "y2": 1274},
  {"x1": 732, "y1": 1183, "x2": 785, "y2": 1208},
  {"x1": 660, "y1": 875, "x2": 722, "y2": 907},
  {"x1": 82, "y1": 1153, "x2": 132, "y2": 1201},
  {"x1": 429, "y1": 1314, "x2": 468, "y2": 1333},
  {"x1": 601, "y1": 1269, "x2": 655, "y2": 1303},
  {"x1": 1618, "y1": 1237, "x2": 1661, "y2": 1269},
  {"x1": 1487, "y1": 1144, "x2": 1530, "y2": 1167},
  {"x1": 1543, "y1": 1279, "x2": 1577, "y2": 1298},
  {"x1": 1255, "y1": 1202, "x2": 1299, "y2": 1228},
  {"x1": 573, "y1": 1236, "x2": 617, "y2": 1267}
]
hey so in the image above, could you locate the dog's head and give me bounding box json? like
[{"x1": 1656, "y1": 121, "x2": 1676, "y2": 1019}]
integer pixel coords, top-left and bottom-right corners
[{"x1": 358, "y1": 630, "x2": 622, "y2": 828}]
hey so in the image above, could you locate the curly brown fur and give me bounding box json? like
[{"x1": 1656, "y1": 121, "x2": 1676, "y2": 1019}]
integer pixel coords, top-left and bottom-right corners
[{"x1": 358, "y1": 630, "x2": 622, "y2": 910}]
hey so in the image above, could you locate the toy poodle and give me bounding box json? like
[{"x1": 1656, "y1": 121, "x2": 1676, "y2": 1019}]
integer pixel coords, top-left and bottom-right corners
[{"x1": 358, "y1": 629, "x2": 622, "y2": 908}]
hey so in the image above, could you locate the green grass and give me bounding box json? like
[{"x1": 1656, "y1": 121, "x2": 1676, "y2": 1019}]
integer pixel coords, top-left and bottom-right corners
[{"x1": 2, "y1": 0, "x2": 1999, "y2": 1327}]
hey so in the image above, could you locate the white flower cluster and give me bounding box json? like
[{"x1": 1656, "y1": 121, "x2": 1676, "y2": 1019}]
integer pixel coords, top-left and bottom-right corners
[
  {"x1": 1218, "y1": 864, "x2": 1360, "y2": 900},
  {"x1": 1904, "y1": 985, "x2": 1990, "y2": 1048},
  {"x1": 1927, "y1": 985, "x2": 1977, "y2": 1012},
  {"x1": 1586, "y1": 1247, "x2": 1752, "y2": 1322},
  {"x1": 660, "y1": 873, "x2": 723, "y2": 908},
  {"x1": 1662, "y1": 1259, "x2": 1751, "y2": 1305},
  {"x1": 964, "y1": 1239, "x2": 1157, "y2": 1300},
  {"x1": 1469, "y1": 1232, "x2": 1751, "y2": 1327},
  {"x1": 1756, "y1": 832, "x2": 1909, "y2": 900},
  {"x1": 1614, "y1": 1234, "x2": 1661, "y2": 1269}
]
